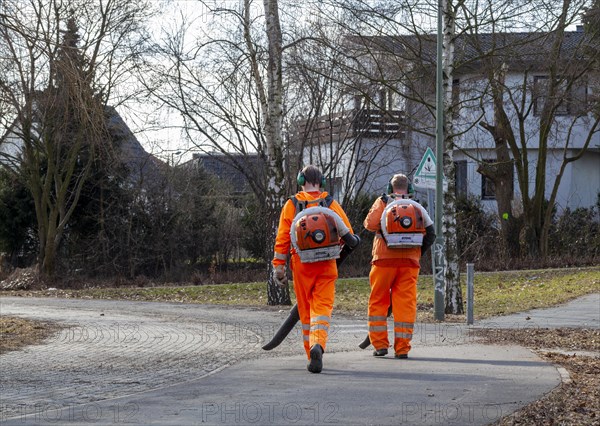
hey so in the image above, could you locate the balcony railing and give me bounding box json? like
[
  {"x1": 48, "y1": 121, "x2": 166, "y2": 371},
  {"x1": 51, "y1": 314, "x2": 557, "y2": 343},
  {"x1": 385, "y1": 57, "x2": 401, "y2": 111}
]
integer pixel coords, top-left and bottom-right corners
[{"x1": 291, "y1": 109, "x2": 405, "y2": 146}]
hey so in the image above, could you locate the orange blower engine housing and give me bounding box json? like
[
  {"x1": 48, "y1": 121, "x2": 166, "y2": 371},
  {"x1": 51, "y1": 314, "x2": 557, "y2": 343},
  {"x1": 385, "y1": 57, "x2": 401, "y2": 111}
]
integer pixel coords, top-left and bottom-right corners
[
  {"x1": 381, "y1": 201, "x2": 426, "y2": 248},
  {"x1": 291, "y1": 207, "x2": 347, "y2": 263},
  {"x1": 296, "y1": 212, "x2": 340, "y2": 250}
]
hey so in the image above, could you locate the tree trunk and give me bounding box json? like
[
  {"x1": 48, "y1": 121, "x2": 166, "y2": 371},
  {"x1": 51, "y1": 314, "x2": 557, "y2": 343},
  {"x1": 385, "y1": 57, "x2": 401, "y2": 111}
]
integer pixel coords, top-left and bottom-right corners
[
  {"x1": 262, "y1": 0, "x2": 291, "y2": 305},
  {"x1": 478, "y1": 63, "x2": 522, "y2": 257},
  {"x1": 441, "y1": 0, "x2": 463, "y2": 315},
  {"x1": 266, "y1": 184, "x2": 290, "y2": 305},
  {"x1": 42, "y1": 232, "x2": 57, "y2": 277}
]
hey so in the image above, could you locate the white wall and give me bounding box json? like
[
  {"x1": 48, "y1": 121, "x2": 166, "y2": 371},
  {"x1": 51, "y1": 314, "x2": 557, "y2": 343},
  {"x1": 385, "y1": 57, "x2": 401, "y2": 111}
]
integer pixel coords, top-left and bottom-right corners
[{"x1": 450, "y1": 70, "x2": 600, "y2": 213}]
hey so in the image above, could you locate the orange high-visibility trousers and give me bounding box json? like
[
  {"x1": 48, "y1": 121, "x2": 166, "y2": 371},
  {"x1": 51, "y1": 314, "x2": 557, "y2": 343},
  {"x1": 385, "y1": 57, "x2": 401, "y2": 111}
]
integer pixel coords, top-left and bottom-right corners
[
  {"x1": 368, "y1": 263, "x2": 419, "y2": 355},
  {"x1": 291, "y1": 255, "x2": 337, "y2": 358}
]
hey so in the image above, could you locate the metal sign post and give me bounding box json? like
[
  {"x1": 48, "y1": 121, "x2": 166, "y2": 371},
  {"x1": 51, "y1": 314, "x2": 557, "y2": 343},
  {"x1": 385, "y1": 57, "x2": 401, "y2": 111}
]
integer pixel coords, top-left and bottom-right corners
[{"x1": 427, "y1": 188, "x2": 435, "y2": 278}]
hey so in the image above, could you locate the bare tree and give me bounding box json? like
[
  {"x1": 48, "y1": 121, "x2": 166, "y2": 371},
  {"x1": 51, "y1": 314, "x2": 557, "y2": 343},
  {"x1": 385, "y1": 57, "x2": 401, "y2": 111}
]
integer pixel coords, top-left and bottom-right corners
[
  {"x1": 458, "y1": 0, "x2": 600, "y2": 258},
  {"x1": 144, "y1": 0, "x2": 291, "y2": 304},
  {"x1": 316, "y1": 0, "x2": 598, "y2": 308},
  {"x1": 303, "y1": 0, "x2": 465, "y2": 313},
  {"x1": 441, "y1": 0, "x2": 463, "y2": 314},
  {"x1": 0, "y1": 0, "x2": 155, "y2": 276}
]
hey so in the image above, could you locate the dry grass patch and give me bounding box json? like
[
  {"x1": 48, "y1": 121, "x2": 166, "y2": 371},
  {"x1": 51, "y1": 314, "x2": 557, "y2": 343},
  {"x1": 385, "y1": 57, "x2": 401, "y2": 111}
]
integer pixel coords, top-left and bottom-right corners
[{"x1": 0, "y1": 316, "x2": 58, "y2": 354}]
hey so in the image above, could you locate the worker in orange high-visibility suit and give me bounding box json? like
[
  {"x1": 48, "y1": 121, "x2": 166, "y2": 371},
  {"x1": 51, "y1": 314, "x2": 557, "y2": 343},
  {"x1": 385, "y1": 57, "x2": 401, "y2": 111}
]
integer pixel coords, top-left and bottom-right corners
[
  {"x1": 363, "y1": 173, "x2": 435, "y2": 359},
  {"x1": 272, "y1": 165, "x2": 358, "y2": 373}
]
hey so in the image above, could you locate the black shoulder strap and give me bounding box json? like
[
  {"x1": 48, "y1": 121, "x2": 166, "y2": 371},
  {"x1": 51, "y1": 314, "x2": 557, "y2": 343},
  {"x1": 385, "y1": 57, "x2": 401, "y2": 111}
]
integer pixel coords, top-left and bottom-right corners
[
  {"x1": 291, "y1": 195, "x2": 333, "y2": 212},
  {"x1": 380, "y1": 193, "x2": 408, "y2": 204},
  {"x1": 290, "y1": 196, "x2": 305, "y2": 212}
]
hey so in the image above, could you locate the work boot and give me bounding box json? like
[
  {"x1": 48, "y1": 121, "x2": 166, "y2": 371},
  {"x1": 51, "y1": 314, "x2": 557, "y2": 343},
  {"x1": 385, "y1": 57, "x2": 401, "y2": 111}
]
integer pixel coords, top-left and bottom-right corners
[
  {"x1": 373, "y1": 348, "x2": 388, "y2": 357},
  {"x1": 395, "y1": 353, "x2": 408, "y2": 359},
  {"x1": 307, "y1": 344, "x2": 323, "y2": 373}
]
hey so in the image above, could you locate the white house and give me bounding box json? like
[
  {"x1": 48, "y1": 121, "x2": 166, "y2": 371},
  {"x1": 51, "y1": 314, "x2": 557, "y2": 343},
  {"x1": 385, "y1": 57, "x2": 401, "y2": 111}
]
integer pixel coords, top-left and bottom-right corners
[{"x1": 299, "y1": 29, "x2": 600, "y2": 214}]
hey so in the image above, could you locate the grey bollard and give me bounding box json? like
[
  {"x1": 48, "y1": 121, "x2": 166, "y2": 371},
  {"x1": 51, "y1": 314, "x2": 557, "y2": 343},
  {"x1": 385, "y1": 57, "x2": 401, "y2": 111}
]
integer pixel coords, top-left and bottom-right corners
[{"x1": 467, "y1": 263, "x2": 474, "y2": 325}]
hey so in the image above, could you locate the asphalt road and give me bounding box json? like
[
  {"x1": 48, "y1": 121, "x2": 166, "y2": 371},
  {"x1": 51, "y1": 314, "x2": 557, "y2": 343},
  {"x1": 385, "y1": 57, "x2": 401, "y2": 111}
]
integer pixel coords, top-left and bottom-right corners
[{"x1": 1, "y1": 294, "x2": 597, "y2": 425}]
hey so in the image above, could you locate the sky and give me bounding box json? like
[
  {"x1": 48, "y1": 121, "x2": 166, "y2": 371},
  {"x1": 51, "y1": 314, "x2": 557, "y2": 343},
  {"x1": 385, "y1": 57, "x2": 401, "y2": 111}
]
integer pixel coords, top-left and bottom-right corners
[{"x1": 121, "y1": 0, "x2": 588, "y2": 165}]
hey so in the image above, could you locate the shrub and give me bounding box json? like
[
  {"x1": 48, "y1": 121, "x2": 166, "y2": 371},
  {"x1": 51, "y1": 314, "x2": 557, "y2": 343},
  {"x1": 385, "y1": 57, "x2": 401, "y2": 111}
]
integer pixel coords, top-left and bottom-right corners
[
  {"x1": 455, "y1": 195, "x2": 503, "y2": 266},
  {"x1": 548, "y1": 205, "x2": 600, "y2": 259}
]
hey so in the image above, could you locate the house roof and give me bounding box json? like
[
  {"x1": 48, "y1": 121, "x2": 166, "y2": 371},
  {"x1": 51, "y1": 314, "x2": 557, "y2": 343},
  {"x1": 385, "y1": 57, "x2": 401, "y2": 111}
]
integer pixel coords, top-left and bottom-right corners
[
  {"x1": 188, "y1": 152, "x2": 263, "y2": 195},
  {"x1": 105, "y1": 107, "x2": 167, "y2": 188},
  {"x1": 347, "y1": 29, "x2": 593, "y2": 73},
  {"x1": 1, "y1": 106, "x2": 167, "y2": 189}
]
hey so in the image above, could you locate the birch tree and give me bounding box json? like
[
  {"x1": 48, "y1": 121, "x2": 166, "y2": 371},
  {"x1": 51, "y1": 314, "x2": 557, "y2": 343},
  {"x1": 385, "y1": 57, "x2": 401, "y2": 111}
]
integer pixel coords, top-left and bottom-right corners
[
  {"x1": 145, "y1": 0, "x2": 291, "y2": 304},
  {"x1": 441, "y1": 0, "x2": 463, "y2": 314},
  {"x1": 261, "y1": 0, "x2": 289, "y2": 304}
]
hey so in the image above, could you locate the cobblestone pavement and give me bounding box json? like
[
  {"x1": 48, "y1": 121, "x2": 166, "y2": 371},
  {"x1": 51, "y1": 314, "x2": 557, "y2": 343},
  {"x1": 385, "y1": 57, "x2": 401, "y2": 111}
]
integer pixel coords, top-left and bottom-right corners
[
  {"x1": 5, "y1": 295, "x2": 593, "y2": 424},
  {"x1": 1, "y1": 297, "x2": 377, "y2": 421}
]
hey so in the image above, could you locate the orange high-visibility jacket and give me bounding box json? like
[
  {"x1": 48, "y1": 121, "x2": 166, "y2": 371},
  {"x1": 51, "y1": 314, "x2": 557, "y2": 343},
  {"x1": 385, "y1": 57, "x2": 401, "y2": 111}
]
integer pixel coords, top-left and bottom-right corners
[
  {"x1": 273, "y1": 191, "x2": 353, "y2": 267},
  {"x1": 363, "y1": 196, "x2": 432, "y2": 266}
]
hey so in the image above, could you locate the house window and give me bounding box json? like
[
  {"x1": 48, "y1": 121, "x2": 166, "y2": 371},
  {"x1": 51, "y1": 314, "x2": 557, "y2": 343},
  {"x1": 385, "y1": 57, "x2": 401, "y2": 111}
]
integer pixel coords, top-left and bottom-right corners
[
  {"x1": 481, "y1": 172, "x2": 496, "y2": 200},
  {"x1": 378, "y1": 89, "x2": 387, "y2": 110},
  {"x1": 454, "y1": 160, "x2": 467, "y2": 197},
  {"x1": 452, "y1": 78, "x2": 460, "y2": 119},
  {"x1": 570, "y1": 79, "x2": 589, "y2": 115},
  {"x1": 533, "y1": 75, "x2": 588, "y2": 116},
  {"x1": 480, "y1": 159, "x2": 514, "y2": 200}
]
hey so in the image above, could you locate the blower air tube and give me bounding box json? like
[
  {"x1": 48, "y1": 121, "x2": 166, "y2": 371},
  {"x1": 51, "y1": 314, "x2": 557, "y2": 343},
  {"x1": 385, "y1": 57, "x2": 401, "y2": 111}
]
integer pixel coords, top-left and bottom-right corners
[{"x1": 341, "y1": 232, "x2": 360, "y2": 249}]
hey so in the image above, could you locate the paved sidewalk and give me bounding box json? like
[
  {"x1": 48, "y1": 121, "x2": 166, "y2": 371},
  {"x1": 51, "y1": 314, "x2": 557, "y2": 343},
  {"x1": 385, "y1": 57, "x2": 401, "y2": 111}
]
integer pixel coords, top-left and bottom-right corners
[
  {"x1": 476, "y1": 293, "x2": 599, "y2": 329},
  {"x1": 1, "y1": 345, "x2": 560, "y2": 426},
  {"x1": 1, "y1": 293, "x2": 598, "y2": 426}
]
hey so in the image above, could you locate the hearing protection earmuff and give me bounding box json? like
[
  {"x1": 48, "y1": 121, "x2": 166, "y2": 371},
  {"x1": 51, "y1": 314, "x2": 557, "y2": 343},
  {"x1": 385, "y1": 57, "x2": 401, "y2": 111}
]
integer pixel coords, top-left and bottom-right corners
[
  {"x1": 297, "y1": 170, "x2": 327, "y2": 188},
  {"x1": 387, "y1": 176, "x2": 415, "y2": 195}
]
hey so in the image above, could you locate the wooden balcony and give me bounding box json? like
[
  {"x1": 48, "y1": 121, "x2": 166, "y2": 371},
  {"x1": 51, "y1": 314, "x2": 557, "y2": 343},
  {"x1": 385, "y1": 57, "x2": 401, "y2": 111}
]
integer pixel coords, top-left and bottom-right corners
[{"x1": 290, "y1": 109, "x2": 405, "y2": 146}]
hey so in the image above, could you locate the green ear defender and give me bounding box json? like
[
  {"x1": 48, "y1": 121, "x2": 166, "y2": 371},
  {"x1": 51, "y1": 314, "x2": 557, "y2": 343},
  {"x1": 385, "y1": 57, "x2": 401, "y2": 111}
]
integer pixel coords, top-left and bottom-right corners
[
  {"x1": 387, "y1": 179, "x2": 393, "y2": 194},
  {"x1": 297, "y1": 171, "x2": 304, "y2": 186},
  {"x1": 297, "y1": 170, "x2": 327, "y2": 187},
  {"x1": 387, "y1": 177, "x2": 415, "y2": 195}
]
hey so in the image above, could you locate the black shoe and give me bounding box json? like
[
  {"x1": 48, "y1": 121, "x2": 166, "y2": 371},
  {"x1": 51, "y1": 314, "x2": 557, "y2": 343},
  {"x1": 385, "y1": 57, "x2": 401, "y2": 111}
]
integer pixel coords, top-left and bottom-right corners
[
  {"x1": 307, "y1": 344, "x2": 323, "y2": 373},
  {"x1": 395, "y1": 353, "x2": 408, "y2": 359},
  {"x1": 373, "y1": 348, "x2": 388, "y2": 357}
]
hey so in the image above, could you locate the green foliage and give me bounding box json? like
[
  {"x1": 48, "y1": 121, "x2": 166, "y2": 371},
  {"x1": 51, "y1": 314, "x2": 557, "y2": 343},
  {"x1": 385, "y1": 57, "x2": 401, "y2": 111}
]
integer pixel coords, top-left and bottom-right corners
[
  {"x1": 240, "y1": 196, "x2": 270, "y2": 262},
  {"x1": 0, "y1": 168, "x2": 37, "y2": 263},
  {"x1": 65, "y1": 163, "x2": 228, "y2": 279}
]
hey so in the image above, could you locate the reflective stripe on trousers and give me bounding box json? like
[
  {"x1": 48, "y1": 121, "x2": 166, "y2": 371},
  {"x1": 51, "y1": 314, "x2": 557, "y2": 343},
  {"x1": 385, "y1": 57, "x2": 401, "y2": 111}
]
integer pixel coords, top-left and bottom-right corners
[
  {"x1": 310, "y1": 315, "x2": 330, "y2": 349},
  {"x1": 301, "y1": 322, "x2": 310, "y2": 341},
  {"x1": 291, "y1": 255, "x2": 337, "y2": 358},
  {"x1": 368, "y1": 263, "x2": 419, "y2": 354},
  {"x1": 394, "y1": 321, "x2": 414, "y2": 340},
  {"x1": 367, "y1": 313, "x2": 389, "y2": 351}
]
